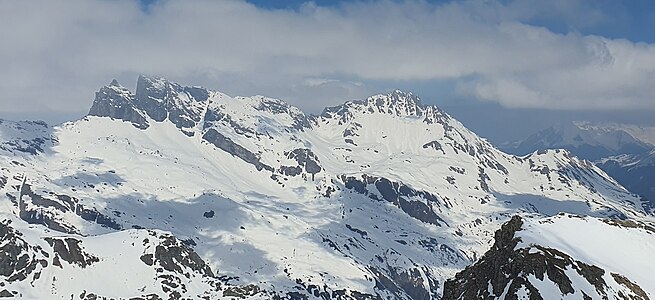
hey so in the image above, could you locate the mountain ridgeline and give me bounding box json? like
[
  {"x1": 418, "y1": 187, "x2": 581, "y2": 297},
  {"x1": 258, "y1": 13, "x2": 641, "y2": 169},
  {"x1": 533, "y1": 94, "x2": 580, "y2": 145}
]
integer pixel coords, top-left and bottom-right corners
[
  {"x1": 0, "y1": 75, "x2": 653, "y2": 299},
  {"x1": 506, "y1": 121, "x2": 655, "y2": 208}
]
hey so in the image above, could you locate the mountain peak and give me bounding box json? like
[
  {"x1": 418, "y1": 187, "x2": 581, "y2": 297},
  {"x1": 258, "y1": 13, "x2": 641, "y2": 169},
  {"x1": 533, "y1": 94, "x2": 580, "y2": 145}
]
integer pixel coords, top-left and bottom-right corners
[
  {"x1": 88, "y1": 75, "x2": 213, "y2": 131},
  {"x1": 136, "y1": 75, "x2": 168, "y2": 101},
  {"x1": 365, "y1": 89, "x2": 423, "y2": 109},
  {"x1": 319, "y1": 89, "x2": 448, "y2": 127},
  {"x1": 390, "y1": 89, "x2": 420, "y2": 101},
  {"x1": 88, "y1": 79, "x2": 148, "y2": 129}
]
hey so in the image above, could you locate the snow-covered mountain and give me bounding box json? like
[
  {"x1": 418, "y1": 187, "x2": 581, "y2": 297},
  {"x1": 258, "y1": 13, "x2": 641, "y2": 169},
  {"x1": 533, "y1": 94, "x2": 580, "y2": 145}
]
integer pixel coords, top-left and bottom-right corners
[
  {"x1": 507, "y1": 121, "x2": 655, "y2": 206},
  {"x1": 508, "y1": 121, "x2": 653, "y2": 161},
  {"x1": 598, "y1": 148, "x2": 655, "y2": 209},
  {"x1": 0, "y1": 75, "x2": 653, "y2": 299},
  {"x1": 577, "y1": 122, "x2": 655, "y2": 147}
]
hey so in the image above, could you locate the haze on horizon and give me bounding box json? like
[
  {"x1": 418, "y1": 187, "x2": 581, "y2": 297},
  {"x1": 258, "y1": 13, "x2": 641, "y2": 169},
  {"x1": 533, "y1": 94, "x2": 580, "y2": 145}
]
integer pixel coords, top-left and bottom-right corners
[{"x1": 1, "y1": 0, "x2": 655, "y2": 143}]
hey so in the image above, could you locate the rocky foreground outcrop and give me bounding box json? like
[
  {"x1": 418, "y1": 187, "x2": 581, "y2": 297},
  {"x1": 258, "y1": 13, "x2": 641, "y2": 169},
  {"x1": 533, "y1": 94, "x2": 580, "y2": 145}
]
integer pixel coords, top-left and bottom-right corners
[{"x1": 443, "y1": 216, "x2": 650, "y2": 300}]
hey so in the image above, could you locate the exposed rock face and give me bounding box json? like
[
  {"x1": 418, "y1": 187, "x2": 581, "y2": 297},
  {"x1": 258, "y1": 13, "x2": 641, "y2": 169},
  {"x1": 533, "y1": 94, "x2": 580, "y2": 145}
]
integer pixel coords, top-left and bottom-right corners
[
  {"x1": 139, "y1": 231, "x2": 214, "y2": 278},
  {"x1": 422, "y1": 141, "x2": 445, "y2": 154},
  {"x1": 202, "y1": 128, "x2": 273, "y2": 172},
  {"x1": 281, "y1": 148, "x2": 322, "y2": 180},
  {"x1": 134, "y1": 75, "x2": 209, "y2": 130},
  {"x1": 0, "y1": 220, "x2": 48, "y2": 284},
  {"x1": 44, "y1": 237, "x2": 98, "y2": 268},
  {"x1": 18, "y1": 181, "x2": 79, "y2": 234},
  {"x1": 89, "y1": 76, "x2": 210, "y2": 132},
  {"x1": 256, "y1": 97, "x2": 310, "y2": 130},
  {"x1": 134, "y1": 75, "x2": 169, "y2": 122},
  {"x1": 287, "y1": 149, "x2": 321, "y2": 174},
  {"x1": 17, "y1": 180, "x2": 121, "y2": 234},
  {"x1": 442, "y1": 216, "x2": 650, "y2": 300},
  {"x1": 341, "y1": 174, "x2": 446, "y2": 226},
  {"x1": 368, "y1": 265, "x2": 438, "y2": 300},
  {"x1": 88, "y1": 80, "x2": 149, "y2": 129}
]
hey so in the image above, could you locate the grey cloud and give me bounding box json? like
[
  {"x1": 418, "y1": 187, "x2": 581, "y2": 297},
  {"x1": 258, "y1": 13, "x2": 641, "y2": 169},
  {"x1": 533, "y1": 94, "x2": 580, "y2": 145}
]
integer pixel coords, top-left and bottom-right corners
[
  {"x1": 465, "y1": 37, "x2": 655, "y2": 110},
  {"x1": 0, "y1": 0, "x2": 654, "y2": 122}
]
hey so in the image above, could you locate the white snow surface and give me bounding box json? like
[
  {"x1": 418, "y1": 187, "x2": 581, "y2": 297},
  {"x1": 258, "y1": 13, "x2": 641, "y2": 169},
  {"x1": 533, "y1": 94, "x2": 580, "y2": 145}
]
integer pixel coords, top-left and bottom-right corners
[{"x1": 518, "y1": 215, "x2": 655, "y2": 297}]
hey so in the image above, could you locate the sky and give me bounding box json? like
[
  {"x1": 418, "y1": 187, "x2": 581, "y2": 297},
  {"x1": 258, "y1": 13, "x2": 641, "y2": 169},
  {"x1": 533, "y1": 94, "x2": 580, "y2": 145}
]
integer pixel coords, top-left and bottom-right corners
[{"x1": 1, "y1": 0, "x2": 655, "y2": 143}]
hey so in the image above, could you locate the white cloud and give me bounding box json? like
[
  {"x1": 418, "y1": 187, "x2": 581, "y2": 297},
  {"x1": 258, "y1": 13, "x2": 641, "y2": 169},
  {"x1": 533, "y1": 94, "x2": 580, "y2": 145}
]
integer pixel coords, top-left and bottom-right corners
[
  {"x1": 0, "y1": 0, "x2": 654, "y2": 122},
  {"x1": 467, "y1": 36, "x2": 655, "y2": 110}
]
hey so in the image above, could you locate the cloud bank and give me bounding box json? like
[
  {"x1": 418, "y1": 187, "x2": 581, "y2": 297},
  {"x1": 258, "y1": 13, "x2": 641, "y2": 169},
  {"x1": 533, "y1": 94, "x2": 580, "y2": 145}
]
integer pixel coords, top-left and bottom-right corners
[{"x1": 1, "y1": 0, "x2": 655, "y2": 121}]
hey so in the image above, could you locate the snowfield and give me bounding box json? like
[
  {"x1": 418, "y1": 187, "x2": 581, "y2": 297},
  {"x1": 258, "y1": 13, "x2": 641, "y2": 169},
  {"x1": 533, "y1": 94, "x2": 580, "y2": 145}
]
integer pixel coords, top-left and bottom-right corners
[{"x1": 518, "y1": 215, "x2": 655, "y2": 297}]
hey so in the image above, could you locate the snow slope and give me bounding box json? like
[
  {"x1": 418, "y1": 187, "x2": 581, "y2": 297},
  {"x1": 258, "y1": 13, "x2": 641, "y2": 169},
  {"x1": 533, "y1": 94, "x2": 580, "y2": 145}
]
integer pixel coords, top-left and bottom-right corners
[
  {"x1": 0, "y1": 76, "x2": 653, "y2": 299},
  {"x1": 518, "y1": 215, "x2": 655, "y2": 296}
]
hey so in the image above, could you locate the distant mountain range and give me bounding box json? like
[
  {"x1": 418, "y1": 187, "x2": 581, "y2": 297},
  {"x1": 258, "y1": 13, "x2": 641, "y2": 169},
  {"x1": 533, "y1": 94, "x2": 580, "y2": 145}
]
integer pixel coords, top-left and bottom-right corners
[
  {"x1": 504, "y1": 121, "x2": 655, "y2": 206},
  {"x1": 0, "y1": 76, "x2": 653, "y2": 299}
]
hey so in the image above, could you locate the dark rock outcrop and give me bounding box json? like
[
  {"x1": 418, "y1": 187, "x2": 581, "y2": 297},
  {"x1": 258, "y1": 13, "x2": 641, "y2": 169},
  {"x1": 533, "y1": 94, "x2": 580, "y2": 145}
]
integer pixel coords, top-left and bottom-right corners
[
  {"x1": 0, "y1": 220, "x2": 48, "y2": 283},
  {"x1": 18, "y1": 181, "x2": 121, "y2": 234},
  {"x1": 88, "y1": 80, "x2": 149, "y2": 129},
  {"x1": 89, "y1": 76, "x2": 210, "y2": 133},
  {"x1": 422, "y1": 141, "x2": 445, "y2": 154},
  {"x1": 140, "y1": 232, "x2": 214, "y2": 278},
  {"x1": 134, "y1": 75, "x2": 208, "y2": 130},
  {"x1": 442, "y1": 216, "x2": 649, "y2": 300},
  {"x1": 44, "y1": 237, "x2": 99, "y2": 268},
  {"x1": 134, "y1": 75, "x2": 168, "y2": 122},
  {"x1": 202, "y1": 129, "x2": 273, "y2": 172},
  {"x1": 256, "y1": 97, "x2": 310, "y2": 131},
  {"x1": 341, "y1": 174, "x2": 446, "y2": 226},
  {"x1": 280, "y1": 148, "x2": 322, "y2": 180}
]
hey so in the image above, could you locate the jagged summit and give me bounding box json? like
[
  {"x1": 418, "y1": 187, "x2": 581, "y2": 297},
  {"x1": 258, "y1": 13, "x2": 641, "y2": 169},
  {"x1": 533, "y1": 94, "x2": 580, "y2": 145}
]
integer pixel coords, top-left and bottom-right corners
[
  {"x1": 361, "y1": 90, "x2": 426, "y2": 115},
  {"x1": 321, "y1": 89, "x2": 446, "y2": 121},
  {"x1": 88, "y1": 78, "x2": 147, "y2": 129},
  {"x1": 88, "y1": 75, "x2": 210, "y2": 131},
  {"x1": 358, "y1": 89, "x2": 425, "y2": 111}
]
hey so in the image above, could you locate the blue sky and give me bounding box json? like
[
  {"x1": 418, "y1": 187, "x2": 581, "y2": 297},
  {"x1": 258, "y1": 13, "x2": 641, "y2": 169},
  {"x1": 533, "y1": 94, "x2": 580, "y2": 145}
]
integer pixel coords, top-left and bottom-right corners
[{"x1": 3, "y1": 0, "x2": 655, "y2": 142}]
